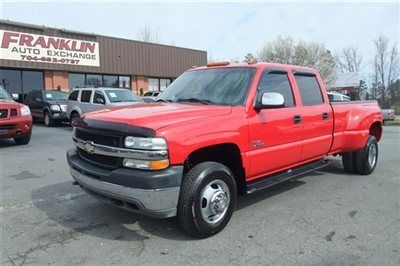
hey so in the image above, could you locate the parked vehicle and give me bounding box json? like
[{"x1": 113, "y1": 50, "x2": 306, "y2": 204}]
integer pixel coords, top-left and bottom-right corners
[
  {"x1": 327, "y1": 91, "x2": 351, "y2": 102},
  {"x1": 67, "y1": 87, "x2": 142, "y2": 123},
  {"x1": 24, "y1": 90, "x2": 69, "y2": 127},
  {"x1": 381, "y1": 109, "x2": 395, "y2": 122},
  {"x1": 141, "y1": 91, "x2": 160, "y2": 102},
  {"x1": 0, "y1": 85, "x2": 32, "y2": 145},
  {"x1": 67, "y1": 62, "x2": 382, "y2": 238}
]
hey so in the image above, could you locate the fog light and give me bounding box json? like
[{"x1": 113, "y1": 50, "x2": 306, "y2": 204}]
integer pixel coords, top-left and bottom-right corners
[
  {"x1": 25, "y1": 124, "x2": 29, "y2": 129},
  {"x1": 123, "y1": 159, "x2": 169, "y2": 170}
]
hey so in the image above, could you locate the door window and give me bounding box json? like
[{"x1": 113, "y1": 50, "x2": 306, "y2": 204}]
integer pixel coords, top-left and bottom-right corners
[
  {"x1": 69, "y1": 90, "x2": 79, "y2": 101},
  {"x1": 294, "y1": 75, "x2": 324, "y2": 106},
  {"x1": 80, "y1": 90, "x2": 92, "y2": 103},
  {"x1": 258, "y1": 72, "x2": 295, "y2": 107},
  {"x1": 93, "y1": 91, "x2": 106, "y2": 104}
]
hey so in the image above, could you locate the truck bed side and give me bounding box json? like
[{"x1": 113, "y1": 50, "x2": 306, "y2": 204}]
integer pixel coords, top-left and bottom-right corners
[{"x1": 329, "y1": 100, "x2": 382, "y2": 154}]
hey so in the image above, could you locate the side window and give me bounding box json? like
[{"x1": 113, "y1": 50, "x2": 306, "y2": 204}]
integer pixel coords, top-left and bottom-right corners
[
  {"x1": 258, "y1": 72, "x2": 295, "y2": 107},
  {"x1": 294, "y1": 75, "x2": 324, "y2": 106},
  {"x1": 68, "y1": 90, "x2": 79, "y2": 101},
  {"x1": 93, "y1": 91, "x2": 105, "y2": 104},
  {"x1": 80, "y1": 90, "x2": 92, "y2": 103}
]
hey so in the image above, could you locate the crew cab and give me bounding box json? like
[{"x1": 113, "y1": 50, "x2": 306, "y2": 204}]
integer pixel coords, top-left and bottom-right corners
[
  {"x1": 0, "y1": 85, "x2": 32, "y2": 145},
  {"x1": 67, "y1": 62, "x2": 382, "y2": 238}
]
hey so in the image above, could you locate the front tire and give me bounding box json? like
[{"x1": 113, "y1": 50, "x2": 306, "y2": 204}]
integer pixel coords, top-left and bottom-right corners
[
  {"x1": 44, "y1": 111, "x2": 54, "y2": 127},
  {"x1": 14, "y1": 133, "x2": 31, "y2": 145},
  {"x1": 355, "y1": 136, "x2": 378, "y2": 175},
  {"x1": 178, "y1": 162, "x2": 237, "y2": 238},
  {"x1": 342, "y1": 152, "x2": 356, "y2": 173},
  {"x1": 70, "y1": 112, "x2": 80, "y2": 126}
]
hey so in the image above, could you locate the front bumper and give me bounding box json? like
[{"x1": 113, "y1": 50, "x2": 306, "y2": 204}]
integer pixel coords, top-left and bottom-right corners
[
  {"x1": 67, "y1": 149, "x2": 183, "y2": 218},
  {"x1": 0, "y1": 116, "x2": 32, "y2": 139},
  {"x1": 50, "y1": 111, "x2": 68, "y2": 121}
]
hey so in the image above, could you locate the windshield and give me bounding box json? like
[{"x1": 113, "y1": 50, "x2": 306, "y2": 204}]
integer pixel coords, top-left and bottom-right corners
[
  {"x1": 0, "y1": 86, "x2": 12, "y2": 100},
  {"x1": 157, "y1": 67, "x2": 256, "y2": 106},
  {"x1": 105, "y1": 90, "x2": 141, "y2": 103},
  {"x1": 44, "y1": 91, "x2": 69, "y2": 101}
]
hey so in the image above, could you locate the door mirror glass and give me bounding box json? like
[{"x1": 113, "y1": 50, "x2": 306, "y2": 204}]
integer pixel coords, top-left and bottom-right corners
[
  {"x1": 255, "y1": 92, "x2": 285, "y2": 109},
  {"x1": 12, "y1": 94, "x2": 19, "y2": 101},
  {"x1": 95, "y1": 97, "x2": 105, "y2": 104}
]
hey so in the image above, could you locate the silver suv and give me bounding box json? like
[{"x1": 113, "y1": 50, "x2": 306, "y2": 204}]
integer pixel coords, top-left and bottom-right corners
[{"x1": 67, "y1": 87, "x2": 142, "y2": 122}]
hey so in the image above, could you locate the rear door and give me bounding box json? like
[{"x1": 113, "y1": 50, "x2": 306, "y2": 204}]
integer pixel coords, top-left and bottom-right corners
[
  {"x1": 79, "y1": 90, "x2": 93, "y2": 114},
  {"x1": 248, "y1": 68, "x2": 303, "y2": 178},
  {"x1": 293, "y1": 71, "x2": 333, "y2": 161}
]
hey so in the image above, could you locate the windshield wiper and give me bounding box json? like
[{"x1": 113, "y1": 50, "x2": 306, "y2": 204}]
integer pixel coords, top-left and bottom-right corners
[
  {"x1": 156, "y1": 99, "x2": 173, "y2": 103},
  {"x1": 176, "y1": 98, "x2": 213, "y2": 105}
]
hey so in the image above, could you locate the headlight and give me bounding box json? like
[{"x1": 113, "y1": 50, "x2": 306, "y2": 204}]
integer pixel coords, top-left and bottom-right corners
[
  {"x1": 59, "y1": 104, "x2": 67, "y2": 112},
  {"x1": 20, "y1": 106, "x2": 31, "y2": 116},
  {"x1": 124, "y1": 137, "x2": 167, "y2": 150},
  {"x1": 50, "y1": 105, "x2": 61, "y2": 111}
]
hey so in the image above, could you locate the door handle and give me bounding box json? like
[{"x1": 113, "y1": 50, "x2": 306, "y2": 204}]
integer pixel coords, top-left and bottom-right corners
[
  {"x1": 293, "y1": 115, "x2": 302, "y2": 124},
  {"x1": 322, "y1": 112, "x2": 329, "y2": 120}
]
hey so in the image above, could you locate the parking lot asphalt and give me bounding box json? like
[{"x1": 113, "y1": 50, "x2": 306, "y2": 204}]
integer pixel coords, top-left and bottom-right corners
[{"x1": 1, "y1": 124, "x2": 399, "y2": 266}]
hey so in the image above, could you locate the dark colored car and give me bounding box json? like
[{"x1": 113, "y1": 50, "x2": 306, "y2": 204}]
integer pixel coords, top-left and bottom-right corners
[{"x1": 24, "y1": 90, "x2": 69, "y2": 127}]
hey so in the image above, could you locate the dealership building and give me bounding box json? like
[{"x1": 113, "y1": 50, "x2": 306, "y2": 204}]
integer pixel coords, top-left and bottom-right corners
[{"x1": 0, "y1": 20, "x2": 207, "y2": 101}]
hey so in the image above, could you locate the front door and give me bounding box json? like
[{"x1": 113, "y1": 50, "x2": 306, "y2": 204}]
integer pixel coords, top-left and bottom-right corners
[{"x1": 247, "y1": 69, "x2": 303, "y2": 180}]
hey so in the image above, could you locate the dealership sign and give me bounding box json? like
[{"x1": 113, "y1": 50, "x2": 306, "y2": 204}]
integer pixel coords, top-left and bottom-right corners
[{"x1": 0, "y1": 30, "x2": 100, "y2": 66}]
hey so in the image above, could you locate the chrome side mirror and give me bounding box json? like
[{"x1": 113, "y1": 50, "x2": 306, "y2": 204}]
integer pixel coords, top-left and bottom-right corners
[
  {"x1": 12, "y1": 93, "x2": 19, "y2": 101},
  {"x1": 255, "y1": 92, "x2": 285, "y2": 110}
]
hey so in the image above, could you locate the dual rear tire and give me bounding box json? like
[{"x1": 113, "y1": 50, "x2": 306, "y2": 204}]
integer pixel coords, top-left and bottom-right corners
[{"x1": 342, "y1": 135, "x2": 378, "y2": 175}]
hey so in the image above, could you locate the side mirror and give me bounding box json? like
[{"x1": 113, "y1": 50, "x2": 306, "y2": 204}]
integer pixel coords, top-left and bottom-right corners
[
  {"x1": 255, "y1": 92, "x2": 285, "y2": 110},
  {"x1": 96, "y1": 98, "x2": 105, "y2": 104},
  {"x1": 12, "y1": 94, "x2": 19, "y2": 101}
]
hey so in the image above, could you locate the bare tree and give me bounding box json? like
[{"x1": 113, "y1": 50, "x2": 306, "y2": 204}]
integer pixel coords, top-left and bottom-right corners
[
  {"x1": 137, "y1": 24, "x2": 161, "y2": 44},
  {"x1": 258, "y1": 36, "x2": 336, "y2": 85},
  {"x1": 335, "y1": 46, "x2": 363, "y2": 73},
  {"x1": 372, "y1": 35, "x2": 399, "y2": 106}
]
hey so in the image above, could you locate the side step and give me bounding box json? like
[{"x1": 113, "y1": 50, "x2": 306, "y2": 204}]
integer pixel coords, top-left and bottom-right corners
[{"x1": 246, "y1": 160, "x2": 331, "y2": 194}]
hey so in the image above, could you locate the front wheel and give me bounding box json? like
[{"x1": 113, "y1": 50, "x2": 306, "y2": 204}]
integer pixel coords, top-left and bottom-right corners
[
  {"x1": 14, "y1": 133, "x2": 31, "y2": 145},
  {"x1": 70, "y1": 112, "x2": 80, "y2": 126},
  {"x1": 44, "y1": 111, "x2": 54, "y2": 127},
  {"x1": 355, "y1": 136, "x2": 378, "y2": 175},
  {"x1": 177, "y1": 162, "x2": 237, "y2": 238}
]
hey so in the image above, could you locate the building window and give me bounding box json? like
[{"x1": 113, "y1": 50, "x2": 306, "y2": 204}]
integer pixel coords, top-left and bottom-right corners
[
  {"x1": 148, "y1": 77, "x2": 172, "y2": 92},
  {"x1": 119, "y1": 76, "x2": 130, "y2": 88},
  {"x1": 69, "y1": 73, "x2": 131, "y2": 90},
  {"x1": 69, "y1": 73, "x2": 85, "y2": 89},
  {"x1": 0, "y1": 68, "x2": 43, "y2": 102},
  {"x1": 86, "y1": 74, "x2": 102, "y2": 87},
  {"x1": 103, "y1": 75, "x2": 119, "y2": 87}
]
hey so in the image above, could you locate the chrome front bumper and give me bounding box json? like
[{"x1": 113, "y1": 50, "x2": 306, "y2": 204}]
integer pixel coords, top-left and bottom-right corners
[{"x1": 70, "y1": 166, "x2": 180, "y2": 218}]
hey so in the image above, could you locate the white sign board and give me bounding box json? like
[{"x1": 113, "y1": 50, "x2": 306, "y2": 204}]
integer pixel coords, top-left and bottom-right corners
[{"x1": 0, "y1": 30, "x2": 100, "y2": 66}]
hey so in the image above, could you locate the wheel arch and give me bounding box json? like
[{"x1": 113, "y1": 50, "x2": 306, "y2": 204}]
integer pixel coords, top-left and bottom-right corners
[
  {"x1": 183, "y1": 143, "x2": 246, "y2": 195},
  {"x1": 369, "y1": 121, "x2": 382, "y2": 141}
]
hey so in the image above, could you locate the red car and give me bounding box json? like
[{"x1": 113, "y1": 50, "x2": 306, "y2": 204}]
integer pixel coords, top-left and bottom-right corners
[
  {"x1": 67, "y1": 62, "x2": 382, "y2": 237},
  {"x1": 0, "y1": 86, "x2": 32, "y2": 145}
]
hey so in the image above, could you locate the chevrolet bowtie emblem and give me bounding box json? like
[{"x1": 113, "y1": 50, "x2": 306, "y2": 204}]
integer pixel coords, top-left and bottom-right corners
[{"x1": 84, "y1": 142, "x2": 95, "y2": 154}]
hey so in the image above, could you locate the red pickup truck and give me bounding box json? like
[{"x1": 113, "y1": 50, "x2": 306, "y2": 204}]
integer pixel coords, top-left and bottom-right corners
[
  {"x1": 67, "y1": 62, "x2": 382, "y2": 238},
  {"x1": 0, "y1": 85, "x2": 32, "y2": 145}
]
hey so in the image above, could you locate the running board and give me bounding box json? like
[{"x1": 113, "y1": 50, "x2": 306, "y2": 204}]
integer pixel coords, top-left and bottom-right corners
[{"x1": 246, "y1": 160, "x2": 331, "y2": 194}]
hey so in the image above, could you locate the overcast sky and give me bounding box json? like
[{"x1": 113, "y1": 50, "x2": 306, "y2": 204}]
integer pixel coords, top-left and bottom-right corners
[{"x1": 1, "y1": 1, "x2": 399, "y2": 78}]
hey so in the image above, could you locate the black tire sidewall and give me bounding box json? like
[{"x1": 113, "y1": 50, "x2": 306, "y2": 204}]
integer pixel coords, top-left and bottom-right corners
[
  {"x1": 356, "y1": 136, "x2": 378, "y2": 175},
  {"x1": 191, "y1": 167, "x2": 236, "y2": 235},
  {"x1": 44, "y1": 112, "x2": 52, "y2": 126}
]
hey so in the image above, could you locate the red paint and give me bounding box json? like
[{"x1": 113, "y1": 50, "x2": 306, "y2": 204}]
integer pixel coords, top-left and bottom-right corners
[
  {"x1": 0, "y1": 99, "x2": 33, "y2": 139},
  {"x1": 83, "y1": 63, "x2": 382, "y2": 182}
]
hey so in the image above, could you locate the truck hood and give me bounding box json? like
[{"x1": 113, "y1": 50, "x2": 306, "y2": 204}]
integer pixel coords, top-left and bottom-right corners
[
  {"x1": 0, "y1": 99, "x2": 23, "y2": 108},
  {"x1": 83, "y1": 103, "x2": 232, "y2": 130}
]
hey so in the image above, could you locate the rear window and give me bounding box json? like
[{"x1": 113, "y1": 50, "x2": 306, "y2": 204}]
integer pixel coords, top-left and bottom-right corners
[
  {"x1": 68, "y1": 90, "x2": 79, "y2": 101},
  {"x1": 80, "y1": 90, "x2": 92, "y2": 103},
  {"x1": 294, "y1": 75, "x2": 324, "y2": 106}
]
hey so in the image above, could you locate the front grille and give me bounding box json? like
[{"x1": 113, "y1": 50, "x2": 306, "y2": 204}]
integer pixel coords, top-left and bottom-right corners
[
  {"x1": 0, "y1": 124, "x2": 17, "y2": 130},
  {"x1": 10, "y1": 109, "x2": 17, "y2": 116},
  {"x1": 75, "y1": 129, "x2": 122, "y2": 147},
  {"x1": 0, "y1": 109, "x2": 8, "y2": 118},
  {"x1": 77, "y1": 148, "x2": 122, "y2": 169}
]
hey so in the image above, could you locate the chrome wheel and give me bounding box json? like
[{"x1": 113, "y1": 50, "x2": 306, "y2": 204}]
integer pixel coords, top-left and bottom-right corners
[
  {"x1": 368, "y1": 143, "x2": 377, "y2": 167},
  {"x1": 200, "y1": 179, "x2": 230, "y2": 224},
  {"x1": 44, "y1": 113, "x2": 50, "y2": 126}
]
